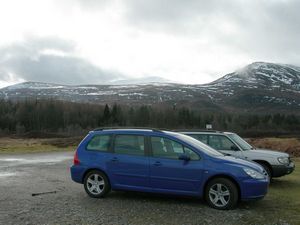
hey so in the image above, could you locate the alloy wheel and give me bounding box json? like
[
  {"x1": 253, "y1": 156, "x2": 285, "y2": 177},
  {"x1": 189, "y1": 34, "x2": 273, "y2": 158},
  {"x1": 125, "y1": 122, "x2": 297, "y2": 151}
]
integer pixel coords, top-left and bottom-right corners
[
  {"x1": 86, "y1": 173, "x2": 105, "y2": 195},
  {"x1": 208, "y1": 183, "x2": 230, "y2": 207}
]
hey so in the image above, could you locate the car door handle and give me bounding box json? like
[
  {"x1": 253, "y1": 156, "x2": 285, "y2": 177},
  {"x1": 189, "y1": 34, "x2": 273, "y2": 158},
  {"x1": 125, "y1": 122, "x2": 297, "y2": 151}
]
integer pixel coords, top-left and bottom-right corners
[
  {"x1": 111, "y1": 157, "x2": 119, "y2": 162},
  {"x1": 153, "y1": 161, "x2": 162, "y2": 166}
]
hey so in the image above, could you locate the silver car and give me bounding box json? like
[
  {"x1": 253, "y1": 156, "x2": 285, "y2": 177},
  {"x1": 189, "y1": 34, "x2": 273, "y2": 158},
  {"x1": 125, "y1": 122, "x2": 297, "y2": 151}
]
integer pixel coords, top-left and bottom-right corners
[{"x1": 181, "y1": 131, "x2": 295, "y2": 178}]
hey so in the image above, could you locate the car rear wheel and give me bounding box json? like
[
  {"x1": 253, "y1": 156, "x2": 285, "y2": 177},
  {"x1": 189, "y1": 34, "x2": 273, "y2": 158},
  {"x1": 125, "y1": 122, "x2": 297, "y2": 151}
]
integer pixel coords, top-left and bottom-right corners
[
  {"x1": 84, "y1": 170, "x2": 110, "y2": 198},
  {"x1": 205, "y1": 178, "x2": 238, "y2": 210}
]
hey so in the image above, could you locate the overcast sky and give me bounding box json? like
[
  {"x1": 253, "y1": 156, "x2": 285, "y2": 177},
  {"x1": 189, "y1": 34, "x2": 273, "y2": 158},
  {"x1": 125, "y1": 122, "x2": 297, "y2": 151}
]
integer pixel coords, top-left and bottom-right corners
[{"x1": 0, "y1": 0, "x2": 299, "y2": 88}]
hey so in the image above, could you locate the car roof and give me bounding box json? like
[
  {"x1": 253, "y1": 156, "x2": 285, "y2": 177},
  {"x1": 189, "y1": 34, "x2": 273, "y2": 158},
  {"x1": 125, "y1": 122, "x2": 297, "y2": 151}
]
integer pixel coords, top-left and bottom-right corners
[
  {"x1": 180, "y1": 130, "x2": 235, "y2": 135},
  {"x1": 90, "y1": 127, "x2": 170, "y2": 135},
  {"x1": 89, "y1": 127, "x2": 236, "y2": 136}
]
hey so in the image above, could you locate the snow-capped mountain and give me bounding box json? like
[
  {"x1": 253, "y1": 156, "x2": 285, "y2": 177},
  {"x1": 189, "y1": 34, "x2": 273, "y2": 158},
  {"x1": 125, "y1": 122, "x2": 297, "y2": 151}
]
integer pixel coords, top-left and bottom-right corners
[
  {"x1": 212, "y1": 62, "x2": 300, "y2": 89},
  {"x1": 1, "y1": 62, "x2": 300, "y2": 113}
]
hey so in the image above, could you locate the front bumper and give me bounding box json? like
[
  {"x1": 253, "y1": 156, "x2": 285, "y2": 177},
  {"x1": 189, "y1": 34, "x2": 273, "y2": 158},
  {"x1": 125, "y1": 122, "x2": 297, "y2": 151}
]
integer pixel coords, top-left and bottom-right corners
[
  {"x1": 240, "y1": 178, "x2": 269, "y2": 200},
  {"x1": 272, "y1": 162, "x2": 295, "y2": 177}
]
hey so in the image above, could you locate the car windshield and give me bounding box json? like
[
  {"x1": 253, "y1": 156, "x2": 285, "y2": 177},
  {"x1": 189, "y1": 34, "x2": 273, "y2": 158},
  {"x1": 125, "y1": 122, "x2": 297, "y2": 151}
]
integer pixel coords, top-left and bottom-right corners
[
  {"x1": 228, "y1": 133, "x2": 254, "y2": 151},
  {"x1": 166, "y1": 132, "x2": 224, "y2": 157}
]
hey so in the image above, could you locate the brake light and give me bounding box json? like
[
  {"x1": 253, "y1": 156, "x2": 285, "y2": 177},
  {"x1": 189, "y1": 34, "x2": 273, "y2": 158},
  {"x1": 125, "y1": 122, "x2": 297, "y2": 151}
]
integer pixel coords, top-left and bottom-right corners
[{"x1": 73, "y1": 150, "x2": 80, "y2": 165}]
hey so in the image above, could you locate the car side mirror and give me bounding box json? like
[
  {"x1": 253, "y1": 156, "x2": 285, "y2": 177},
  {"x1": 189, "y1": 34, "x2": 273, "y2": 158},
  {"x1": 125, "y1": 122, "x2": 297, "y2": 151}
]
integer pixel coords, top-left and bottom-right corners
[
  {"x1": 230, "y1": 145, "x2": 239, "y2": 151},
  {"x1": 178, "y1": 154, "x2": 190, "y2": 161}
]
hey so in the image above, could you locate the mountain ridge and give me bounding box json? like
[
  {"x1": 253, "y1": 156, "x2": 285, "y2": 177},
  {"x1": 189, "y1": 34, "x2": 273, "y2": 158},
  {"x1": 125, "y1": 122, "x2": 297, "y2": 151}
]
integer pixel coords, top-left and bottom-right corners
[{"x1": 1, "y1": 62, "x2": 300, "y2": 114}]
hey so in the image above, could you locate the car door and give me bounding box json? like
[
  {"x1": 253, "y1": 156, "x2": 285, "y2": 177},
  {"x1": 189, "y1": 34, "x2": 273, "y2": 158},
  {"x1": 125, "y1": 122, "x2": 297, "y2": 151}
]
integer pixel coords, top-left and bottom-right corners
[
  {"x1": 149, "y1": 136, "x2": 204, "y2": 195},
  {"x1": 208, "y1": 134, "x2": 244, "y2": 158},
  {"x1": 107, "y1": 134, "x2": 150, "y2": 190}
]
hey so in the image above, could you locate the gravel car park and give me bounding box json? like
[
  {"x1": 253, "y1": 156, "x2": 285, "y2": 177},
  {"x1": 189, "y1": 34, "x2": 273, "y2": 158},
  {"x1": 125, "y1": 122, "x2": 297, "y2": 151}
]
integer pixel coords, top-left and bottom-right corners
[{"x1": 0, "y1": 151, "x2": 299, "y2": 225}]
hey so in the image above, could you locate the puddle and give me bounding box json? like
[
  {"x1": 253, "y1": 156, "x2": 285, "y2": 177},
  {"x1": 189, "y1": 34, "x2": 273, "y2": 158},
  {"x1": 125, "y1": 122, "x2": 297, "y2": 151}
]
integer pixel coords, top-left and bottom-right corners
[
  {"x1": 0, "y1": 172, "x2": 16, "y2": 178},
  {"x1": 0, "y1": 156, "x2": 72, "y2": 166},
  {"x1": 0, "y1": 158, "x2": 23, "y2": 162}
]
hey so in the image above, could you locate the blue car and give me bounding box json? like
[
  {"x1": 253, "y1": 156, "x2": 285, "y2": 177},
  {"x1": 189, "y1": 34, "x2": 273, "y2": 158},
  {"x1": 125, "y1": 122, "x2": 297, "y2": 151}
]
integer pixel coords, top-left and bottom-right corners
[{"x1": 70, "y1": 128, "x2": 269, "y2": 210}]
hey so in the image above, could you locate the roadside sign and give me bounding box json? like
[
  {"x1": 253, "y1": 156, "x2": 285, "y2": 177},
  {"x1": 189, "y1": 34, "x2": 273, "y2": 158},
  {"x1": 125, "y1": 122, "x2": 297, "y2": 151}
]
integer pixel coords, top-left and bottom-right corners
[{"x1": 206, "y1": 124, "x2": 212, "y2": 130}]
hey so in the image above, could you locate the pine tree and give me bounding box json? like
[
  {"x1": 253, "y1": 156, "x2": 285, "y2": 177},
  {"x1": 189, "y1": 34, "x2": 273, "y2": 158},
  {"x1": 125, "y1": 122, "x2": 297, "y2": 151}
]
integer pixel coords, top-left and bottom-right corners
[{"x1": 103, "y1": 104, "x2": 111, "y2": 125}]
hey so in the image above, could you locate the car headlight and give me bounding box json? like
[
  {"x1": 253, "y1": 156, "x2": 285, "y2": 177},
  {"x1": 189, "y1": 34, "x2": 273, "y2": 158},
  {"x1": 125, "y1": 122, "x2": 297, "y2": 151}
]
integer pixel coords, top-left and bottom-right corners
[
  {"x1": 278, "y1": 157, "x2": 289, "y2": 165},
  {"x1": 243, "y1": 168, "x2": 265, "y2": 179}
]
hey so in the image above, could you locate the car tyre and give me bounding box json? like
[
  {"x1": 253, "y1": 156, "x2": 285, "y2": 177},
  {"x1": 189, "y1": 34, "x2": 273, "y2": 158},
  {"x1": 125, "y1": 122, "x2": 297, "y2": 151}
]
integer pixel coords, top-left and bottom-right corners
[
  {"x1": 260, "y1": 163, "x2": 272, "y2": 179},
  {"x1": 84, "y1": 170, "x2": 111, "y2": 198},
  {"x1": 205, "y1": 178, "x2": 238, "y2": 210}
]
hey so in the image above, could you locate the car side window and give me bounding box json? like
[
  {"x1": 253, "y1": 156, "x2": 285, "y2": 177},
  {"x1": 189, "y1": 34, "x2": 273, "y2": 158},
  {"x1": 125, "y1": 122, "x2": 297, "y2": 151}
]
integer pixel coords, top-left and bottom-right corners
[
  {"x1": 86, "y1": 135, "x2": 111, "y2": 152},
  {"x1": 208, "y1": 135, "x2": 238, "y2": 151},
  {"x1": 189, "y1": 134, "x2": 208, "y2": 144},
  {"x1": 114, "y1": 135, "x2": 145, "y2": 156},
  {"x1": 184, "y1": 146, "x2": 200, "y2": 160},
  {"x1": 151, "y1": 137, "x2": 200, "y2": 160}
]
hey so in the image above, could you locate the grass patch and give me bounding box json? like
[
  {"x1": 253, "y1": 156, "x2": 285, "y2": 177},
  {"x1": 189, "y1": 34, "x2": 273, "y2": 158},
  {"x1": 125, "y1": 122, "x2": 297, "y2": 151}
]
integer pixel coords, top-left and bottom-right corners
[
  {"x1": 0, "y1": 137, "x2": 78, "y2": 154},
  {"x1": 240, "y1": 158, "x2": 300, "y2": 224}
]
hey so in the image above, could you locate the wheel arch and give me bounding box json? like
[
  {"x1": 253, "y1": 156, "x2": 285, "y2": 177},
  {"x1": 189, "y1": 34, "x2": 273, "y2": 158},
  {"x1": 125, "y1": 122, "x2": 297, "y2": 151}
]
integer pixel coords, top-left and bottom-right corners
[
  {"x1": 203, "y1": 174, "x2": 241, "y2": 200},
  {"x1": 252, "y1": 160, "x2": 273, "y2": 176},
  {"x1": 82, "y1": 168, "x2": 111, "y2": 185}
]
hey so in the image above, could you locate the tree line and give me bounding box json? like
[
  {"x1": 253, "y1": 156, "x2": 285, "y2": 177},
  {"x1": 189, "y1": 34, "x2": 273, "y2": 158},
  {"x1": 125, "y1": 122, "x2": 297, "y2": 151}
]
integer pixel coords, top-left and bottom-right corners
[{"x1": 0, "y1": 99, "x2": 299, "y2": 137}]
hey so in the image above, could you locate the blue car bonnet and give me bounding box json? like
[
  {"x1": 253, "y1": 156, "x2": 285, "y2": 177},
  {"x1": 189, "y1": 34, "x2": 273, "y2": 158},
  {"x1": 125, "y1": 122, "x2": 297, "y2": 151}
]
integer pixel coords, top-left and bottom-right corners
[{"x1": 216, "y1": 155, "x2": 264, "y2": 173}]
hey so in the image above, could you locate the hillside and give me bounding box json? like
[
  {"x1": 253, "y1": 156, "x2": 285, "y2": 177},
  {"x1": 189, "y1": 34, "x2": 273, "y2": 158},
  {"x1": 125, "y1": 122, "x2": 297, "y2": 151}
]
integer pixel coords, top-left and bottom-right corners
[{"x1": 1, "y1": 62, "x2": 300, "y2": 113}]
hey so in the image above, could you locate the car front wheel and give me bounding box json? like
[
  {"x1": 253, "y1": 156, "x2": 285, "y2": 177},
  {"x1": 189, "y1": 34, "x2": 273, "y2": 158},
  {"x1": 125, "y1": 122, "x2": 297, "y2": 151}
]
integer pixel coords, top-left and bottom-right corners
[
  {"x1": 84, "y1": 170, "x2": 110, "y2": 198},
  {"x1": 205, "y1": 178, "x2": 238, "y2": 210},
  {"x1": 260, "y1": 163, "x2": 272, "y2": 179}
]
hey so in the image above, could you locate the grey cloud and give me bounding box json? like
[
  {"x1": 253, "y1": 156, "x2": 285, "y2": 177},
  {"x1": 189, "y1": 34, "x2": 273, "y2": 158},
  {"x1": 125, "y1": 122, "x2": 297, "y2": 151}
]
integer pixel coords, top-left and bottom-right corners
[
  {"x1": 52, "y1": 0, "x2": 300, "y2": 67},
  {"x1": 0, "y1": 37, "x2": 75, "y2": 62},
  {"x1": 59, "y1": 0, "x2": 110, "y2": 11},
  {"x1": 123, "y1": 0, "x2": 300, "y2": 66},
  {"x1": 240, "y1": 1, "x2": 300, "y2": 59},
  {"x1": 24, "y1": 36, "x2": 75, "y2": 52},
  {"x1": 0, "y1": 37, "x2": 124, "y2": 85},
  {"x1": 76, "y1": 0, "x2": 109, "y2": 7},
  {"x1": 124, "y1": 0, "x2": 242, "y2": 32}
]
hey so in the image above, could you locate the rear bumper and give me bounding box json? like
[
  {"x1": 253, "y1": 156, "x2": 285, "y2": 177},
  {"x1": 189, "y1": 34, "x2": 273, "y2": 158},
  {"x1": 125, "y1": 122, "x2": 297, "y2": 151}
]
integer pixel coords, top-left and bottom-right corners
[
  {"x1": 272, "y1": 162, "x2": 295, "y2": 177},
  {"x1": 240, "y1": 178, "x2": 269, "y2": 200},
  {"x1": 70, "y1": 165, "x2": 86, "y2": 184}
]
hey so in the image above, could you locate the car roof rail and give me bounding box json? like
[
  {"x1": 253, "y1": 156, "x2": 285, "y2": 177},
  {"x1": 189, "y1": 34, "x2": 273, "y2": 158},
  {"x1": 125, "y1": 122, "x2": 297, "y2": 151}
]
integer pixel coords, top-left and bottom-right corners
[
  {"x1": 93, "y1": 127, "x2": 165, "y2": 132},
  {"x1": 174, "y1": 129, "x2": 220, "y2": 133}
]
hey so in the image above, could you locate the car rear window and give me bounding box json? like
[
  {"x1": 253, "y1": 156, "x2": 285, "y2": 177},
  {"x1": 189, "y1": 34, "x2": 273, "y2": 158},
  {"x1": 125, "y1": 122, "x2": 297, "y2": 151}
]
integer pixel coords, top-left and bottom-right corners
[{"x1": 86, "y1": 135, "x2": 111, "y2": 152}]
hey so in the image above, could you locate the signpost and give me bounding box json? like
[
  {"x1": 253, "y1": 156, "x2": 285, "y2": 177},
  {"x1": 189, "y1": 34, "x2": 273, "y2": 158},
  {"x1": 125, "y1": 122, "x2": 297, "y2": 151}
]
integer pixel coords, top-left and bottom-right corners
[{"x1": 206, "y1": 124, "x2": 212, "y2": 130}]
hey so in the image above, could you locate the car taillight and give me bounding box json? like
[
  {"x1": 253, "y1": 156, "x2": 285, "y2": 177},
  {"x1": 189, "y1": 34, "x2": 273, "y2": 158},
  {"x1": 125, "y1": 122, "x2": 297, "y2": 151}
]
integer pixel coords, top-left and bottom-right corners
[{"x1": 73, "y1": 150, "x2": 80, "y2": 165}]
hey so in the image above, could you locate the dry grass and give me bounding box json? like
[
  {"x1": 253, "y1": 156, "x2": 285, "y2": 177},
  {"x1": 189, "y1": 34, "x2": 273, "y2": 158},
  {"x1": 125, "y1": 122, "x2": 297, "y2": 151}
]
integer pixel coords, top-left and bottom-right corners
[
  {"x1": 1, "y1": 136, "x2": 300, "y2": 157},
  {"x1": 247, "y1": 137, "x2": 300, "y2": 157},
  {"x1": 0, "y1": 137, "x2": 80, "y2": 154}
]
